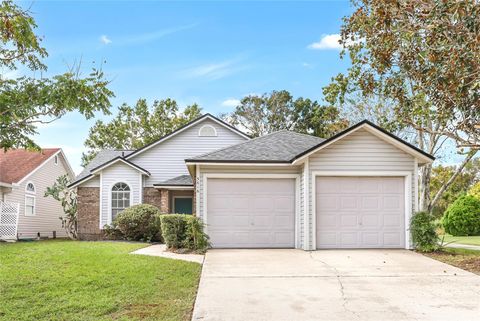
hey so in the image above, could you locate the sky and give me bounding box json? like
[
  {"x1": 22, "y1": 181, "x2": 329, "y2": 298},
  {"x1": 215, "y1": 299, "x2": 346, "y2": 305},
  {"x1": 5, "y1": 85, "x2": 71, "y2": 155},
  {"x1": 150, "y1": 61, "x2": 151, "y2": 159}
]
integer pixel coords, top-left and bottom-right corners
[{"x1": 21, "y1": 1, "x2": 353, "y2": 174}]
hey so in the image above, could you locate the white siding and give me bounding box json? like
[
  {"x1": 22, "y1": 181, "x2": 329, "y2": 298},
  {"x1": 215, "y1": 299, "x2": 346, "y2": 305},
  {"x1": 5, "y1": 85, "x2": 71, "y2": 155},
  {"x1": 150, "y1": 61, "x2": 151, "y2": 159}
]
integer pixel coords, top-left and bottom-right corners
[
  {"x1": 100, "y1": 162, "x2": 142, "y2": 227},
  {"x1": 131, "y1": 119, "x2": 247, "y2": 186},
  {"x1": 81, "y1": 175, "x2": 100, "y2": 187},
  {"x1": 3, "y1": 153, "x2": 73, "y2": 239},
  {"x1": 306, "y1": 129, "x2": 415, "y2": 250}
]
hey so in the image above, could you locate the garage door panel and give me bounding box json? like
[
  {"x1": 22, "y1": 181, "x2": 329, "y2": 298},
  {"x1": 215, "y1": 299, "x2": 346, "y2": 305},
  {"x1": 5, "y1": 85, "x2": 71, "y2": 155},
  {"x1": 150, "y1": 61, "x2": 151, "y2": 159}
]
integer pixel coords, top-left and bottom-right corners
[
  {"x1": 316, "y1": 177, "x2": 405, "y2": 249},
  {"x1": 207, "y1": 178, "x2": 295, "y2": 248}
]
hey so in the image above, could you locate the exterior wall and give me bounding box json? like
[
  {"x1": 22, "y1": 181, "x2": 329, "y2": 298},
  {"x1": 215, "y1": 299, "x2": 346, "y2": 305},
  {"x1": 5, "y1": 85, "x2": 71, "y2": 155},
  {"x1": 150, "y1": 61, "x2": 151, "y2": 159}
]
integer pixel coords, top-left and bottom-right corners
[
  {"x1": 100, "y1": 162, "x2": 142, "y2": 227},
  {"x1": 160, "y1": 190, "x2": 170, "y2": 213},
  {"x1": 306, "y1": 128, "x2": 415, "y2": 250},
  {"x1": 77, "y1": 187, "x2": 102, "y2": 240},
  {"x1": 80, "y1": 175, "x2": 100, "y2": 187},
  {"x1": 3, "y1": 153, "x2": 73, "y2": 239},
  {"x1": 130, "y1": 118, "x2": 247, "y2": 186},
  {"x1": 170, "y1": 190, "x2": 194, "y2": 213},
  {"x1": 143, "y1": 187, "x2": 162, "y2": 210}
]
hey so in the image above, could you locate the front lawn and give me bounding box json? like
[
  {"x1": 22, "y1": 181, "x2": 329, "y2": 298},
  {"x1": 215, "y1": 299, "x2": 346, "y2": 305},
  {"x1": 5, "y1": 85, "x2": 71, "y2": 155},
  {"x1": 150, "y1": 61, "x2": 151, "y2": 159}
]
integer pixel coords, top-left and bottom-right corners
[
  {"x1": 0, "y1": 240, "x2": 201, "y2": 321},
  {"x1": 424, "y1": 248, "x2": 480, "y2": 275},
  {"x1": 440, "y1": 234, "x2": 480, "y2": 246}
]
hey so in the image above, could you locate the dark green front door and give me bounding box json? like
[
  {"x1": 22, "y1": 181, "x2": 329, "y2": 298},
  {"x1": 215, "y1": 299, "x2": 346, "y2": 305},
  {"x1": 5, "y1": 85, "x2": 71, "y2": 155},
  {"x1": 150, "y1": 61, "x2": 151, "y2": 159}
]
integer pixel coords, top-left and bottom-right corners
[{"x1": 174, "y1": 197, "x2": 193, "y2": 214}]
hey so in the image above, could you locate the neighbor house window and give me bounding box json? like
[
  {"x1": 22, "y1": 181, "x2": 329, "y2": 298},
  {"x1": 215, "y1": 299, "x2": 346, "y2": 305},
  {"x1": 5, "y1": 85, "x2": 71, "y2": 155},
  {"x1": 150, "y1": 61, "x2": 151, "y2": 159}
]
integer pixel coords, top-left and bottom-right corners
[
  {"x1": 198, "y1": 125, "x2": 217, "y2": 137},
  {"x1": 111, "y1": 182, "x2": 130, "y2": 220},
  {"x1": 54, "y1": 155, "x2": 58, "y2": 165},
  {"x1": 26, "y1": 182, "x2": 35, "y2": 193},
  {"x1": 25, "y1": 195, "x2": 35, "y2": 216}
]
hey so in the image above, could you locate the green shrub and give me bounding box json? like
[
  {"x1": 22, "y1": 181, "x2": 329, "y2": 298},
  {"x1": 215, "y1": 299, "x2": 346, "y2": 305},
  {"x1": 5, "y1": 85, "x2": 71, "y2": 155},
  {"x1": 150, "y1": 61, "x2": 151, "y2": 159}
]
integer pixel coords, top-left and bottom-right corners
[
  {"x1": 160, "y1": 214, "x2": 209, "y2": 252},
  {"x1": 111, "y1": 204, "x2": 162, "y2": 242},
  {"x1": 410, "y1": 211, "x2": 439, "y2": 252},
  {"x1": 442, "y1": 194, "x2": 480, "y2": 236},
  {"x1": 468, "y1": 182, "x2": 480, "y2": 200}
]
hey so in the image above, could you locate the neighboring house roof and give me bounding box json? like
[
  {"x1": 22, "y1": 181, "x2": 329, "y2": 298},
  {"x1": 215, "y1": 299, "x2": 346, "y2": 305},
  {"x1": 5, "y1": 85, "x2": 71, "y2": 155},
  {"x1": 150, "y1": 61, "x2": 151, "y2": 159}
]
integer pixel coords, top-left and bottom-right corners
[
  {"x1": 0, "y1": 148, "x2": 61, "y2": 185},
  {"x1": 153, "y1": 175, "x2": 193, "y2": 187},
  {"x1": 186, "y1": 130, "x2": 325, "y2": 163}
]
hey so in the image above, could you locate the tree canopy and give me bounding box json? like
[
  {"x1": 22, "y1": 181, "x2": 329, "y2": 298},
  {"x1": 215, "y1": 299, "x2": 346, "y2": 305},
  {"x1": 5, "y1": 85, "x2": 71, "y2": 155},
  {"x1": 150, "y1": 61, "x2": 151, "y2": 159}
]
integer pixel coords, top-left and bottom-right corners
[
  {"x1": 82, "y1": 99, "x2": 202, "y2": 166},
  {"x1": 0, "y1": 1, "x2": 113, "y2": 150}
]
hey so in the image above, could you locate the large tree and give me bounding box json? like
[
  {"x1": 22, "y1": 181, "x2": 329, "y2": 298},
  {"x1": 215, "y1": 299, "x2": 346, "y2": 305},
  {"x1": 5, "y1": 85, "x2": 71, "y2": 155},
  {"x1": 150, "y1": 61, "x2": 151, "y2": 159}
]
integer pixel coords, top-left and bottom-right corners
[
  {"x1": 226, "y1": 90, "x2": 349, "y2": 138},
  {"x1": 0, "y1": 1, "x2": 113, "y2": 150},
  {"x1": 82, "y1": 99, "x2": 202, "y2": 166},
  {"x1": 323, "y1": 0, "x2": 480, "y2": 212}
]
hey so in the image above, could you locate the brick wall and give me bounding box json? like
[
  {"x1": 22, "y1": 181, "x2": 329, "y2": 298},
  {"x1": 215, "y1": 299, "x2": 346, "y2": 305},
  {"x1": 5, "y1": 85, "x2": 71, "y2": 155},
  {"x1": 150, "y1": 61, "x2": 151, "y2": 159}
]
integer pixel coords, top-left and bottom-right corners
[
  {"x1": 143, "y1": 187, "x2": 166, "y2": 212},
  {"x1": 77, "y1": 187, "x2": 103, "y2": 240}
]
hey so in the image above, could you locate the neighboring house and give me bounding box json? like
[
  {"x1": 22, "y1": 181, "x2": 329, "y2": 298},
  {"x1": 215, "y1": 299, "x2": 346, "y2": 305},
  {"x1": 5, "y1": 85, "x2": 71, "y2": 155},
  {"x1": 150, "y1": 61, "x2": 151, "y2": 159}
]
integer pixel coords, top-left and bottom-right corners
[
  {"x1": 70, "y1": 114, "x2": 434, "y2": 250},
  {"x1": 0, "y1": 149, "x2": 75, "y2": 239}
]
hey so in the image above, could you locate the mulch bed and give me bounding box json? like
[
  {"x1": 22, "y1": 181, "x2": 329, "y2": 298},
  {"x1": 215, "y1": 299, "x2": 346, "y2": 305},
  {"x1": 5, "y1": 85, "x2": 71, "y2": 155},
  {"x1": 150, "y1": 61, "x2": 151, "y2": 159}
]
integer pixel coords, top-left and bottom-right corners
[{"x1": 424, "y1": 251, "x2": 480, "y2": 275}]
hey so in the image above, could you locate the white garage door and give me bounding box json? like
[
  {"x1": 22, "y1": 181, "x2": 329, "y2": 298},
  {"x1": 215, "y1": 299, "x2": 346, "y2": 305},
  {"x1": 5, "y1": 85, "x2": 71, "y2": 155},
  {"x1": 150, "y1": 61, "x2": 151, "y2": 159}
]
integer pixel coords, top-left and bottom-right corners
[
  {"x1": 316, "y1": 177, "x2": 405, "y2": 249},
  {"x1": 207, "y1": 178, "x2": 296, "y2": 248}
]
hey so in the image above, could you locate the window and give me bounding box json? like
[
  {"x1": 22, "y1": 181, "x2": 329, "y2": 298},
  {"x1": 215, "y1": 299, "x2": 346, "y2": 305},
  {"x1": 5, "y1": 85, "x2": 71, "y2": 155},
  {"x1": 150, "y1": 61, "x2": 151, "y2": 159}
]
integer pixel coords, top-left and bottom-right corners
[
  {"x1": 25, "y1": 195, "x2": 35, "y2": 216},
  {"x1": 111, "y1": 182, "x2": 130, "y2": 220},
  {"x1": 26, "y1": 182, "x2": 35, "y2": 194},
  {"x1": 198, "y1": 125, "x2": 217, "y2": 137},
  {"x1": 54, "y1": 155, "x2": 58, "y2": 165}
]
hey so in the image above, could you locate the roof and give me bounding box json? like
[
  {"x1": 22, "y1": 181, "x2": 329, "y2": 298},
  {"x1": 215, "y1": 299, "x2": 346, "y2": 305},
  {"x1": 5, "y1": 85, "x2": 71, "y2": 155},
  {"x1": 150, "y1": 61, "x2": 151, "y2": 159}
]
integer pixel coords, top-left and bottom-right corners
[
  {"x1": 90, "y1": 156, "x2": 150, "y2": 176},
  {"x1": 153, "y1": 175, "x2": 193, "y2": 187},
  {"x1": 186, "y1": 130, "x2": 325, "y2": 163},
  {"x1": 0, "y1": 148, "x2": 60, "y2": 184}
]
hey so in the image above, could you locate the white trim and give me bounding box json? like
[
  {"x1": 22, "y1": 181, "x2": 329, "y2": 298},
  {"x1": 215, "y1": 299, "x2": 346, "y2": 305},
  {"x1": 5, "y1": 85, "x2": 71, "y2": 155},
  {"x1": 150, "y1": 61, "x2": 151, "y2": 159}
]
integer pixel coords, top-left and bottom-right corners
[
  {"x1": 198, "y1": 124, "x2": 217, "y2": 137},
  {"x1": 202, "y1": 173, "x2": 301, "y2": 248},
  {"x1": 303, "y1": 158, "x2": 310, "y2": 250},
  {"x1": 195, "y1": 164, "x2": 200, "y2": 216},
  {"x1": 311, "y1": 171, "x2": 413, "y2": 250},
  {"x1": 186, "y1": 162, "x2": 292, "y2": 166},
  {"x1": 107, "y1": 181, "x2": 133, "y2": 225},
  {"x1": 172, "y1": 195, "x2": 194, "y2": 214},
  {"x1": 69, "y1": 174, "x2": 97, "y2": 189},
  {"x1": 292, "y1": 124, "x2": 433, "y2": 165},
  {"x1": 25, "y1": 181, "x2": 36, "y2": 194},
  {"x1": 24, "y1": 194, "x2": 36, "y2": 216},
  {"x1": 153, "y1": 185, "x2": 194, "y2": 190},
  {"x1": 17, "y1": 149, "x2": 75, "y2": 185},
  {"x1": 125, "y1": 115, "x2": 250, "y2": 159},
  {"x1": 139, "y1": 173, "x2": 143, "y2": 203},
  {"x1": 99, "y1": 172, "x2": 103, "y2": 229},
  {"x1": 91, "y1": 158, "x2": 150, "y2": 176},
  {"x1": 0, "y1": 182, "x2": 12, "y2": 188}
]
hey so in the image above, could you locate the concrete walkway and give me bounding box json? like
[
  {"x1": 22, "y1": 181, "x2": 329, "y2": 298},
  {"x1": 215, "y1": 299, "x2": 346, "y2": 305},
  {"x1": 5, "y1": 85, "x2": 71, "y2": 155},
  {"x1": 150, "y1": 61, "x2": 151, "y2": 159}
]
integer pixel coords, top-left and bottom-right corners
[
  {"x1": 446, "y1": 243, "x2": 480, "y2": 251},
  {"x1": 192, "y1": 249, "x2": 480, "y2": 321},
  {"x1": 130, "y1": 244, "x2": 204, "y2": 264}
]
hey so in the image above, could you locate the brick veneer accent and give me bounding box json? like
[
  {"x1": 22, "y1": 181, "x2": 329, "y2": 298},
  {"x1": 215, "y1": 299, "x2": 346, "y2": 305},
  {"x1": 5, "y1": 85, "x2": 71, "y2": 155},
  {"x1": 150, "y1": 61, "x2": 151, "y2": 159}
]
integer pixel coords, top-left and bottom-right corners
[
  {"x1": 143, "y1": 187, "x2": 162, "y2": 210},
  {"x1": 77, "y1": 187, "x2": 103, "y2": 240},
  {"x1": 160, "y1": 189, "x2": 170, "y2": 213}
]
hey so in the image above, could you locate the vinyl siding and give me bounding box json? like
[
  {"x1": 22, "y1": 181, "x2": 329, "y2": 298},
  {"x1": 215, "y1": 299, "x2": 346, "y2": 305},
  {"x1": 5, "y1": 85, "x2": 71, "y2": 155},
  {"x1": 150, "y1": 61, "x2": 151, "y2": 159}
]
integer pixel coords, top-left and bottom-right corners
[
  {"x1": 306, "y1": 128, "x2": 415, "y2": 250},
  {"x1": 100, "y1": 162, "x2": 142, "y2": 227},
  {"x1": 80, "y1": 175, "x2": 100, "y2": 187},
  {"x1": 3, "y1": 153, "x2": 73, "y2": 239},
  {"x1": 130, "y1": 119, "x2": 247, "y2": 186}
]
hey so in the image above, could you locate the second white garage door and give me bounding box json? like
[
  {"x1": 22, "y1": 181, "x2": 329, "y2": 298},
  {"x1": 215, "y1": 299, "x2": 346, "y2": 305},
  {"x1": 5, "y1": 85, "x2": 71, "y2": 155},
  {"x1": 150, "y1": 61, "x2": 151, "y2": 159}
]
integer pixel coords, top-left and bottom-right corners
[
  {"x1": 316, "y1": 176, "x2": 405, "y2": 249},
  {"x1": 206, "y1": 178, "x2": 296, "y2": 248}
]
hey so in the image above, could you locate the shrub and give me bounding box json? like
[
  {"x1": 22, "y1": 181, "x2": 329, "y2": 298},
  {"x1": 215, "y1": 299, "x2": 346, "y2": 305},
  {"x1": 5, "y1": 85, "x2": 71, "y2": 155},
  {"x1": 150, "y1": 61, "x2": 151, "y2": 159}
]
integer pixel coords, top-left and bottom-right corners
[
  {"x1": 111, "y1": 204, "x2": 162, "y2": 242},
  {"x1": 442, "y1": 194, "x2": 480, "y2": 236},
  {"x1": 468, "y1": 182, "x2": 480, "y2": 200},
  {"x1": 410, "y1": 211, "x2": 439, "y2": 252},
  {"x1": 160, "y1": 214, "x2": 209, "y2": 252}
]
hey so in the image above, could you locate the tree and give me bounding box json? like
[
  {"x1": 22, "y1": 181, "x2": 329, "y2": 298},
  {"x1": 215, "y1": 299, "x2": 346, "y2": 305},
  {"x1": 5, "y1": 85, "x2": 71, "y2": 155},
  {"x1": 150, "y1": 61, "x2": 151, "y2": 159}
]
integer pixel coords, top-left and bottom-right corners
[
  {"x1": 323, "y1": 0, "x2": 480, "y2": 212},
  {"x1": 44, "y1": 175, "x2": 77, "y2": 240},
  {"x1": 0, "y1": 1, "x2": 113, "y2": 150},
  {"x1": 82, "y1": 99, "x2": 202, "y2": 166},
  {"x1": 226, "y1": 90, "x2": 348, "y2": 138}
]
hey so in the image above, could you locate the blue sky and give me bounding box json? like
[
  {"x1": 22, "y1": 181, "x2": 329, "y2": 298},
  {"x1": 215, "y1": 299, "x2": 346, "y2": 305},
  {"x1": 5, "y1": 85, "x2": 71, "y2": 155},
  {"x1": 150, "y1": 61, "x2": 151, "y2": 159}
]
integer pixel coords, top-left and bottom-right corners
[{"x1": 24, "y1": 1, "x2": 354, "y2": 174}]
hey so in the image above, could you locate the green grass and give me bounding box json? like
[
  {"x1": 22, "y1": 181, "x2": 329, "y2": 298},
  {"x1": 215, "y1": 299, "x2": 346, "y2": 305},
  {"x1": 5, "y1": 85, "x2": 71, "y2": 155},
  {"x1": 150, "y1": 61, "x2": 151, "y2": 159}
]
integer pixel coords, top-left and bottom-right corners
[
  {"x1": 440, "y1": 234, "x2": 480, "y2": 246},
  {"x1": 0, "y1": 240, "x2": 202, "y2": 321}
]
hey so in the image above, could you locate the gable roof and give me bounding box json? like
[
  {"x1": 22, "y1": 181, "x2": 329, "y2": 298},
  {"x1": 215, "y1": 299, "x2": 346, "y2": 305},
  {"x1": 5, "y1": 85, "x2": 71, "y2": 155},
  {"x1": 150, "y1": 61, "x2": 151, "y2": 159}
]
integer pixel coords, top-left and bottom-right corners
[
  {"x1": 0, "y1": 148, "x2": 63, "y2": 185},
  {"x1": 186, "y1": 130, "x2": 325, "y2": 163},
  {"x1": 90, "y1": 156, "x2": 150, "y2": 176}
]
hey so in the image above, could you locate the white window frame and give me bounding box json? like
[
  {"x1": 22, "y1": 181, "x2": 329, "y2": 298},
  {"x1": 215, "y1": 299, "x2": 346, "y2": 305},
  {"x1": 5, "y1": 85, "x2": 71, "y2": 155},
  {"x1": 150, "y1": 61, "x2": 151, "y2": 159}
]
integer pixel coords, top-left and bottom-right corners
[
  {"x1": 109, "y1": 182, "x2": 132, "y2": 224},
  {"x1": 25, "y1": 181, "x2": 36, "y2": 194},
  {"x1": 198, "y1": 124, "x2": 217, "y2": 137},
  {"x1": 25, "y1": 195, "x2": 36, "y2": 216},
  {"x1": 172, "y1": 195, "x2": 194, "y2": 214}
]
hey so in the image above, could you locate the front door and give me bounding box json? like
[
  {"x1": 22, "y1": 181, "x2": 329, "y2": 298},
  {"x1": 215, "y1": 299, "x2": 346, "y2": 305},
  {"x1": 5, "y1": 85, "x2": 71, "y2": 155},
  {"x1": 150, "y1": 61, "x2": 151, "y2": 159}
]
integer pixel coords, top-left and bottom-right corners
[{"x1": 174, "y1": 197, "x2": 193, "y2": 214}]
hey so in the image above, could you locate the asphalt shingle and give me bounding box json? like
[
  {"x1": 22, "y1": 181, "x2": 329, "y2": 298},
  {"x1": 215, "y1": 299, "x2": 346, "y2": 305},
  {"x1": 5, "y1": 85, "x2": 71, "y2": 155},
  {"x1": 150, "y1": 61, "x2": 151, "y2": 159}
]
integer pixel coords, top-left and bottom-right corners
[
  {"x1": 74, "y1": 150, "x2": 133, "y2": 182},
  {"x1": 154, "y1": 175, "x2": 193, "y2": 186}
]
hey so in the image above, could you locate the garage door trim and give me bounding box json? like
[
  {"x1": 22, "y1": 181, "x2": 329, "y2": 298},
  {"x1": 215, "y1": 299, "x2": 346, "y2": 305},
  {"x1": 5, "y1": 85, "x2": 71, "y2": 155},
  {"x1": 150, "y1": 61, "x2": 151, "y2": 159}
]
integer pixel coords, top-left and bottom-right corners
[
  {"x1": 203, "y1": 173, "x2": 300, "y2": 248},
  {"x1": 312, "y1": 171, "x2": 413, "y2": 249}
]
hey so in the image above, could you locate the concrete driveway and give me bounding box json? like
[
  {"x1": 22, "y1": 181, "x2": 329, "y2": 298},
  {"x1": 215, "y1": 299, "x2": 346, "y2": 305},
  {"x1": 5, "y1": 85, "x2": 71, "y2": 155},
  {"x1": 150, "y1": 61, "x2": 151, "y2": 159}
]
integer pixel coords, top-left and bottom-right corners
[{"x1": 192, "y1": 249, "x2": 480, "y2": 321}]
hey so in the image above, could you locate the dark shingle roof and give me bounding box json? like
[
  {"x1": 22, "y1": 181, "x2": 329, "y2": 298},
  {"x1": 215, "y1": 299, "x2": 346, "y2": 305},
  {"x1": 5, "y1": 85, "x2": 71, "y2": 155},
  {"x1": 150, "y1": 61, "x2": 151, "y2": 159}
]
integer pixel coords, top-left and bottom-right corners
[
  {"x1": 74, "y1": 150, "x2": 133, "y2": 182},
  {"x1": 186, "y1": 130, "x2": 325, "y2": 163},
  {"x1": 154, "y1": 175, "x2": 193, "y2": 186}
]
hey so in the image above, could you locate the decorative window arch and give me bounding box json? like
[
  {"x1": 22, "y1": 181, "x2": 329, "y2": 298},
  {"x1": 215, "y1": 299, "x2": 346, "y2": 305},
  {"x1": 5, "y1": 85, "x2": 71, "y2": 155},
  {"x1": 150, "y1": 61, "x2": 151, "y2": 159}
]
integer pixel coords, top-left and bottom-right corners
[
  {"x1": 111, "y1": 182, "x2": 131, "y2": 220},
  {"x1": 198, "y1": 124, "x2": 217, "y2": 137},
  {"x1": 25, "y1": 182, "x2": 36, "y2": 194}
]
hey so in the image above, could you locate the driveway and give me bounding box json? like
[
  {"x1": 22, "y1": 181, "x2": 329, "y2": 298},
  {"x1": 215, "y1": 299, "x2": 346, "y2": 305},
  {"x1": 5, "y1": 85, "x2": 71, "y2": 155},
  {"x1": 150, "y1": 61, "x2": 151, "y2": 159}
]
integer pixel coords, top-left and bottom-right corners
[{"x1": 192, "y1": 249, "x2": 480, "y2": 321}]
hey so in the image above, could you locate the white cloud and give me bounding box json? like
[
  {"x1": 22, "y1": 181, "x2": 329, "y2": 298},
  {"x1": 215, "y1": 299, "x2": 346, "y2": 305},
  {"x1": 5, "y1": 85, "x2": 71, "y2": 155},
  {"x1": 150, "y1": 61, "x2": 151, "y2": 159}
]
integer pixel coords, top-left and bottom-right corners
[
  {"x1": 302, "y1": 62, "x2": 313, "y2": 68},
  {"x1": 222, "y1": 99, "x2": 240, "y2": 107},
  {"x1": 308, "y1": 34, "x2": 342, "y2": 50},
  {"x1": 100, "y1": 35, "x2": 112, "y2": 45},
  {"x1": 181, "y1": 57, "x2": 246, "y2": 81}
]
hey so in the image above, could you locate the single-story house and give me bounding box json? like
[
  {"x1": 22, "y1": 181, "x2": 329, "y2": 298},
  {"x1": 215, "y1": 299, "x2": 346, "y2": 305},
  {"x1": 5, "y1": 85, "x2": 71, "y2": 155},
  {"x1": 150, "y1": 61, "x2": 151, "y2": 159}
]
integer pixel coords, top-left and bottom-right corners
[
  {"x1": 0, "y1": 148, "x2": 75, "y2": 239},
  {"x1": 70, "y1": 114, "x2": 434, "y2": 250}
]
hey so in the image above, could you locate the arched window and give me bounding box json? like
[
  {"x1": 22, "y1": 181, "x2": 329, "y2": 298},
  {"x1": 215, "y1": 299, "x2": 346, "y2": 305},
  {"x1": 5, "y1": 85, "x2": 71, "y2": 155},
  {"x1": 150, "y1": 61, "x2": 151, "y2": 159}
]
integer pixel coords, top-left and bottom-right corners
[
  {"x1": 111, "y1": 182, "x2": 130, "y2": 219},
  {"x1": 198, "y1": 125, "x2": 217, "y2": 137},
  {"x1": 25, "y1": 182, "x2": 35, "y2": 194}
]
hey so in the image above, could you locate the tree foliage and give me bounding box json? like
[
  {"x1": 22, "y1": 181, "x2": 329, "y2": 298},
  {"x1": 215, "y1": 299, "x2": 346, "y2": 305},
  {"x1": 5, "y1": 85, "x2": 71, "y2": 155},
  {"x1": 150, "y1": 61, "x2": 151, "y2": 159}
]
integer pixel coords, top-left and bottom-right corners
[
  {"x1": 82, "y1": 99, "x2": 202, "y2": 166},
  {"x1": 0, "y1": 1, "x2": 113, "y2": 150},
  {"x1": 226, "y1": 90, "x2": 349, "y2": 138}
]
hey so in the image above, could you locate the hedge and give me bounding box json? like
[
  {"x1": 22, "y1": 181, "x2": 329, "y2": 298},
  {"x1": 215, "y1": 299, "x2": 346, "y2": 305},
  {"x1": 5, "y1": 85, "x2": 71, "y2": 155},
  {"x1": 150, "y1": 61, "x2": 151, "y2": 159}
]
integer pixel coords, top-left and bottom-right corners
[
  {"x1": 160, "y1": 214, "x2": 209, "y2": 252},
  {"x1": 410, "y1": 211, "x2": 439, "y2": 252},
  {"x1": 442, "y1": 194, "x2": 480, "y2": 236}
]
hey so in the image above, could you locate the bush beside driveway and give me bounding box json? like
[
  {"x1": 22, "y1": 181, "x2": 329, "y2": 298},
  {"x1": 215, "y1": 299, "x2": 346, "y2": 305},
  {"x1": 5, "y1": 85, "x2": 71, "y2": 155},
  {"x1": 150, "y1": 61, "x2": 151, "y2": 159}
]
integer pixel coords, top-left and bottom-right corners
[{"x1": 0, "y1": 240, "x2": 201, "y2": 321}]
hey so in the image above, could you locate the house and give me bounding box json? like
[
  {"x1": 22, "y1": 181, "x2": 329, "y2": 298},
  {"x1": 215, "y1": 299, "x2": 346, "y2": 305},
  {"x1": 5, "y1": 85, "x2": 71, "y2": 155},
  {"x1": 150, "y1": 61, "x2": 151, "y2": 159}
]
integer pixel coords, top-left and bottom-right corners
[
  {"x1": 0, "y1": 148, "x2": 75, "y2": 239},
  {"x1": 70, "y1": 114, "x2": 434, "y2": 250}
]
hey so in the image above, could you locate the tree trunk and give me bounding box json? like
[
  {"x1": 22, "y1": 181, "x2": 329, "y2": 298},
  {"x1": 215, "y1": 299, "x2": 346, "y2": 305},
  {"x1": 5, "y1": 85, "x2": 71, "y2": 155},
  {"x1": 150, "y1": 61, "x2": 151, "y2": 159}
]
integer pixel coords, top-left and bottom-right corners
[{"x1": 419, "y1": 164, "x2": 431, "y2": 212}]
